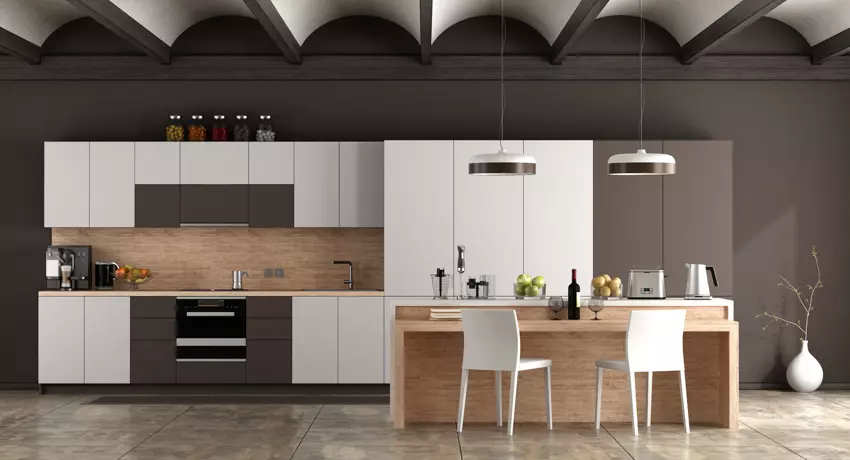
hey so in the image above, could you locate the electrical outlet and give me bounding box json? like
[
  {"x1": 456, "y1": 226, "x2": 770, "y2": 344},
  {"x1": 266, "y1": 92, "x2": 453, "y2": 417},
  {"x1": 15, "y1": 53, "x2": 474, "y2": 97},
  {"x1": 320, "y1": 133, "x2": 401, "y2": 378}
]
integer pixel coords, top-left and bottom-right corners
[
  {"x1": 263, "y1": 269, "x2": 273, "y2": 278},
  {"x1": 275, "y1": 268, "x2": 285, "y2": 278}
]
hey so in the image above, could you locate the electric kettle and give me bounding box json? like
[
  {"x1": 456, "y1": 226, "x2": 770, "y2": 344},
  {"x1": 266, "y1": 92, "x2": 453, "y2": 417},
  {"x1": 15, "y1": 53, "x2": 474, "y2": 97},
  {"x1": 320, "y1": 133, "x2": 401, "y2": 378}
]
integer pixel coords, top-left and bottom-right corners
[{"x1": 684, "y1": 263, "x2": 718, "y2": 299}]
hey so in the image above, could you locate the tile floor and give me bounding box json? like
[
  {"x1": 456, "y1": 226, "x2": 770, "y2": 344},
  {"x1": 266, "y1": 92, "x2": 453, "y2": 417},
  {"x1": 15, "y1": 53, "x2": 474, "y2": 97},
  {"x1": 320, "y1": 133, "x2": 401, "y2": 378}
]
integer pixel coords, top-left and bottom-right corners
[{"x1": 0, "y1": 390, "x2": 847, "y2": 459}]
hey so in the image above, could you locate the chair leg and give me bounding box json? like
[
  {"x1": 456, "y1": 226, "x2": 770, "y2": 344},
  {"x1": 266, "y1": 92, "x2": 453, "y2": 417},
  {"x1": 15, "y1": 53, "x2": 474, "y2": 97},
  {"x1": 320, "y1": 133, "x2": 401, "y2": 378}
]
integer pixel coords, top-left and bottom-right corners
[
  {"x1": 595, "y1": 366, "x2": 603, "y2": 430},
  {"x1": 679, "y1": 369, "x2": 691, "y2": 434},
  {"x1": 457, "y1": 369, "x2": 469, "y2": 433},
  {"x1": 507, "y1": 371, "x2": 518, "y2": 436},
  {"x1": 495, "y1": 371, "x2": 503, "y2": 427},
  {"x1": 646, "y1": 371, "x2": 653, "y2": 428},
  {"x1": 628, "y1": 371, "x2": 638, "y2": 437},
  {"x1": 544, "y1": 366, "x2": 553, "y2": 430}
]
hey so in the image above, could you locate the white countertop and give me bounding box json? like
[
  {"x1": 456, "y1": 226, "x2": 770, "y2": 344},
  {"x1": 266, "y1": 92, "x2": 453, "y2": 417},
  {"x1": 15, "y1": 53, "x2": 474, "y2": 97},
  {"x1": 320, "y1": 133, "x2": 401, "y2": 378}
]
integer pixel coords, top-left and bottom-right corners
[{"x1": 389, "y1": 296, "x2": 733, "y2": 307}]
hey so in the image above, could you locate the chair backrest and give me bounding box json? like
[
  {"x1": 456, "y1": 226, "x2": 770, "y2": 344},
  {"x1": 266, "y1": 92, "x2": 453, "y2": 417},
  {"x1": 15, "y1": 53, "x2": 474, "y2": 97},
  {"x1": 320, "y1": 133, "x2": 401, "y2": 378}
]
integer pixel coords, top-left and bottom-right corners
[
  {"x1": 626, "y1": 310, "x2": 687, "y2": 372},
  {"x1": 461, "y1": 309, "x2": 520, "y2": 371}
]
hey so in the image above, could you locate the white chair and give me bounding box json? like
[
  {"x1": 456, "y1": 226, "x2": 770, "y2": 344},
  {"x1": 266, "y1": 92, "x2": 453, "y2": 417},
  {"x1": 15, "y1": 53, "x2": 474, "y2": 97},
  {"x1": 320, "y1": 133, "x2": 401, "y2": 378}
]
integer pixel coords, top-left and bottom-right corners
[
  {"x1": 457, "y1": 309, "x2": 553, "y2": 436},
  {"x1": 595, "y1": 310, "x2": 690, "y2": 437}
]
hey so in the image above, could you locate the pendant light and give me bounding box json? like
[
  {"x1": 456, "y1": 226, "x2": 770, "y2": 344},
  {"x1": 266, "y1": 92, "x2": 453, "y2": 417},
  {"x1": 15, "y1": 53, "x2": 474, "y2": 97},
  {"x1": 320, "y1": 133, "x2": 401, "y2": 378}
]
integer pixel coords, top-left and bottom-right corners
[
  {"x1": 469, "y1": 0, "x2": 536, "y2": 176},
  {"x1": 608, "y1": 0, "x2": 675, "y2": 176}
]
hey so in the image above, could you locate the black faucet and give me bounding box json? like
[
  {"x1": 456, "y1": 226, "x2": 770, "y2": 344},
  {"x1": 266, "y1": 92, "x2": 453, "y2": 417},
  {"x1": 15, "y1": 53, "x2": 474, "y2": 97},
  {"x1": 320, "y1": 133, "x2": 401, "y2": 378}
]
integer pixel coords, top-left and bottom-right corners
[{"x1": 332, "y1": 261, "x2": 354, "y2": 290}]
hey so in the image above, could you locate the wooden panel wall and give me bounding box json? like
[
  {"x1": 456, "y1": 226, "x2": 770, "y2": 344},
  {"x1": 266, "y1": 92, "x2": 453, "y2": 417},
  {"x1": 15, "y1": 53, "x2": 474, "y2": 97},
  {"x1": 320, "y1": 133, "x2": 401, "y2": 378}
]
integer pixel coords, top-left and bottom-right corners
[{"x1": 52, "y1": 228, "x2": 383, "y2": 290}]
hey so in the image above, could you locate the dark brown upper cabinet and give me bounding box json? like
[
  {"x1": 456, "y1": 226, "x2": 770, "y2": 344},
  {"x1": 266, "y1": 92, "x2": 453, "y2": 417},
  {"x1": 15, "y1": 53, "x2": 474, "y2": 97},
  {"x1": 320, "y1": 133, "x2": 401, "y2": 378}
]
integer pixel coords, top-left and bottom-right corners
[
  {"x1": 180, "y1": 185, "x2": 249, "y2": 225},
  {"x1": 593, "y1": 141, "x2": 664, "y2": 284},
  {"x1": 135, "y1": 185, "x2": 180, "y2": 228},
  {"x1": 249, "y1": 185, "x2": 294, "y2": 228},
  {"x1": 662, "y1": 141, "x2": 733, "y2": 297}
]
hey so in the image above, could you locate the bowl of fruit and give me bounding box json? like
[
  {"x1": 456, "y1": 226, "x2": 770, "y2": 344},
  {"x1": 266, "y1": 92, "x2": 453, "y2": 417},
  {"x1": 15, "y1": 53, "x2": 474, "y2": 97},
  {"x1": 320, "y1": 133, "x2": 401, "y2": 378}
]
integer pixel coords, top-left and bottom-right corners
[
  {"x1": 590, "y1": 274, "x2": 622, "y2": 299},
  {"x1": 514, "y1": 274, "x2": 547, "y2": 299},
  {"x1": 115, "y1": 265, "x2": 153, "y2": 291}
]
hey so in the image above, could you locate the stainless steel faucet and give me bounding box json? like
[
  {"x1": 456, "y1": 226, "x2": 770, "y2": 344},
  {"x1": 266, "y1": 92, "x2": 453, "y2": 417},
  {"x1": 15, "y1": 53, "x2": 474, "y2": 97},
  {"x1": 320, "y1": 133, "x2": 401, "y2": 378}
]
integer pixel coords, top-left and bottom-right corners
[{"x1": 332, "y1": 261, "x2": 354, "y2": 290}]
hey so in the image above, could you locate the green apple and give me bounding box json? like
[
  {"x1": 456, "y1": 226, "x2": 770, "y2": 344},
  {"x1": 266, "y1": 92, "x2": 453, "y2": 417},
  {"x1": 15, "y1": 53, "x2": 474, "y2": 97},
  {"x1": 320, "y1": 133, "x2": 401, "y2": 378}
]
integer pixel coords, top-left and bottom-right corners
[
  {"x1": 532, "y1": 276, "x2": 545, "y2": 288},
  {"x1": 524, "y1": 285, "x2": 540, "y2": 297},
  {"x1": 514, "y1": 284, "x2": 526, "y2": 296},
  {"x1": 516, "y1": 274, "x2": 532, "y2": 286}
]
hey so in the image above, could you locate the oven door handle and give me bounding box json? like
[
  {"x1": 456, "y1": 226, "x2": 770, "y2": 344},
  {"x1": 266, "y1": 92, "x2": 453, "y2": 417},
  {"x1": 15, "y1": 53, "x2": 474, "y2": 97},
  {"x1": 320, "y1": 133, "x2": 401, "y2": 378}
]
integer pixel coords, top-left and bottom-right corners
[
  {"x1": 185, "y1": 312, "x2": 235, "y2": 317},
  {"x1": 176, "y1": 338, "x2": 246, "y2": 346},
  {"x1": 176, "y1": 358, "x2": 246, "y2": 363}
]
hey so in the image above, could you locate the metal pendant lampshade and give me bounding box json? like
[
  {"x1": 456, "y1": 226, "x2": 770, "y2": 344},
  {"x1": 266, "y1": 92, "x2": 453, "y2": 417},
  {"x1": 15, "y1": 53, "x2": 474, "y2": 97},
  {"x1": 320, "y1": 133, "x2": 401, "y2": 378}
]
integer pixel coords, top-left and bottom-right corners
[
  {"x1": 608, "y1": 149, "x2": 675, "y2": 175},
  {"x1": 469, "y1": 149, "x2": 537, "y2": 175}
]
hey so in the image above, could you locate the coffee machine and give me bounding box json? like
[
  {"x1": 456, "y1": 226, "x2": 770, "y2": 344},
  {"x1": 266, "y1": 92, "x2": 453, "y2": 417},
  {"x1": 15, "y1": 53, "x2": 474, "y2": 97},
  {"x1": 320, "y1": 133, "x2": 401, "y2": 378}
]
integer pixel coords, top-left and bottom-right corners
[{"x1": 45, "y1": 245, "x2": 92, "y2": 291}]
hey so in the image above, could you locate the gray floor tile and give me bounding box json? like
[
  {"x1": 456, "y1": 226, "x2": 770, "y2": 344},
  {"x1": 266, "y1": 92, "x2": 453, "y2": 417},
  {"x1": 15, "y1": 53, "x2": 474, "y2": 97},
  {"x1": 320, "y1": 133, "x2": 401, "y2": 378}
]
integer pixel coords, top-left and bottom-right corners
[
  {"x1": 291, "y1": 442, "x2": 462, "y2": 460},
  {"x1": 0, "y1": 443, "x2": 123, "y2": 460},
  {"x1": 460, "y1": 423, "x2": 629, "y2": 460}
]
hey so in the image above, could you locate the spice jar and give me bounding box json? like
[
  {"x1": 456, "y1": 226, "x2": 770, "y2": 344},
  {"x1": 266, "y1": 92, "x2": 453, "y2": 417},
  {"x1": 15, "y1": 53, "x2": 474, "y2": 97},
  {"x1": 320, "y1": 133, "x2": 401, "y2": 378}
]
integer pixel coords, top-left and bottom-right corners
[
  {"x1": 256, "y1": 115, "x2": 275, "y2": 142},
  {"x1": 212, "y1": 115, "x2": 228, "y2": 141},
  {"x1": 165, "y1": 115, "x2": 184, "y2": 141},
  {"x1": 187, "y1": 115, "x2": 207, "y2": 141},
  {"x1": 233, "y1": 115, "x2": 250, "y2": 142}
]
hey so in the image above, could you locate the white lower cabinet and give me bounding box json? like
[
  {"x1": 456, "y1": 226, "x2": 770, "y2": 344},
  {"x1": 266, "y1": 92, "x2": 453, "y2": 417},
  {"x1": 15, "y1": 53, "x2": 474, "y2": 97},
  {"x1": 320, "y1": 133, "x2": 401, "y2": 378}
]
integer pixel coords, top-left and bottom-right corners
[
  {"x1": 38, "y1": 297, "x2": 85, "y2": 384},
  {"x1": 84, "y1": 297, "x2": 130, "y2": 384},
  {"x1": 338, "y1": 297, "x2": 384, "y2": 383},
  {"x1": 292, "y1": 297, "x2": 339, "y2": 383}
]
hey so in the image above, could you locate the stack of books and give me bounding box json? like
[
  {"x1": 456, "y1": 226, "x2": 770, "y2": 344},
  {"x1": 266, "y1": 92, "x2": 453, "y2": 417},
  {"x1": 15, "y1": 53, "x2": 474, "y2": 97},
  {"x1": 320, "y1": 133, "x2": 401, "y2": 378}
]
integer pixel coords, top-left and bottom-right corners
[{"x1": 430, "y1": 308, "x2": 462, "y2": 321}]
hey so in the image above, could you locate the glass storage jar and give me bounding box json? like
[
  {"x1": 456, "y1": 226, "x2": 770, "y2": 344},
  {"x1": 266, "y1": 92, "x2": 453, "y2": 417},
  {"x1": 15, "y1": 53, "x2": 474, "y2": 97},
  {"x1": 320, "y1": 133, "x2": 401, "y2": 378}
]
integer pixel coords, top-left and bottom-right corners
[
  {"x1": 187, "y1": 115, "x2": 207, "y2": 141},
  {"x1": 212, "y1": 115, "x2": 228, "y2": 141},
  {"x1": 256, "y1": 115, "x2": 275, "y2": 142},
  {"x1": 233, "y1": 115, "x2": 250, "y2": 141},
  {"x1": 165, "y1": 115, "x2": 184, "y2": 141}
]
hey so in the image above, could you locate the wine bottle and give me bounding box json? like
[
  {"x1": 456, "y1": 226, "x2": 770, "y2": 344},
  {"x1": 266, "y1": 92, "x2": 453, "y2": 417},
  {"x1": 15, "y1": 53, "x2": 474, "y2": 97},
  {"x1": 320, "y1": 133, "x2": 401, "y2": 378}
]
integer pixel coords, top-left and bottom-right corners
[{"x1": 568, "y1": 269, "x2": 581, "y2": 320}]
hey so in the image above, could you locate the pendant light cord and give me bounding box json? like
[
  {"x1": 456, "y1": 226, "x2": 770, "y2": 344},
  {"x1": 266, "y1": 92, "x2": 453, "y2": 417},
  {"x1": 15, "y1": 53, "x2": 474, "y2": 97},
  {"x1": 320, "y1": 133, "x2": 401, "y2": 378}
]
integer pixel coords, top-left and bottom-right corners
[
  {"x1": 499, "y1": 0, "x2": 506, "y2": 151},
  {"x1": 639, "y1": 0, "x2": 645, "y2": 150}
]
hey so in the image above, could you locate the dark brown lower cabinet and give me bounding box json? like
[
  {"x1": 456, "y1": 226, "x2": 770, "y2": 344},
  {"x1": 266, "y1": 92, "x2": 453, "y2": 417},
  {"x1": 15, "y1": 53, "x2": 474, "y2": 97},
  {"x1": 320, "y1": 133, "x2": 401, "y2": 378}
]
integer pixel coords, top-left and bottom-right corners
[
  {"x1": 131, "y1": 341, "x2": 176, "y2": 384},
  {"x1": 249, "y1": 185, "x2": 294, "y2": 228},
  {"x1": 177, "y1": 362, "x2": 246, "y2": 384},
  {"x1": 135, "y1": 185, "x2": 180, "y2": 228},
  {"x1": 181, "y1": 185, "x2": 249, "y2": 224},
  {"x1": 247, "y1": 340, "x2": 292, "y2": 384}
]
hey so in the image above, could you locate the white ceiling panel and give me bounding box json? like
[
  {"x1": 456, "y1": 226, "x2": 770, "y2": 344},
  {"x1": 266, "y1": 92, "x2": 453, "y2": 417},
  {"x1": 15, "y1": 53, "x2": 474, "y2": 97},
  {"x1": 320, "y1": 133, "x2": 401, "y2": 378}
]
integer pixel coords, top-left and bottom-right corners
[
  {"x1": 0, "y1": 0, "x2": 82, "y2": 45},
  {"x1": 432, "y1": 0, "x2": 582, "y2": 44},
  {"x1": 110, "y1": 0, "x2": 254, "y2": 45},
  {"x1": 767, "y1": 0, "x2": 850, "y2": 45},
  {"x1": 270, "y1": 0, "x2": 420, "y2": 45},
  {"x1": 599, "y1": 0, "x2": 745, "y2": 45}
]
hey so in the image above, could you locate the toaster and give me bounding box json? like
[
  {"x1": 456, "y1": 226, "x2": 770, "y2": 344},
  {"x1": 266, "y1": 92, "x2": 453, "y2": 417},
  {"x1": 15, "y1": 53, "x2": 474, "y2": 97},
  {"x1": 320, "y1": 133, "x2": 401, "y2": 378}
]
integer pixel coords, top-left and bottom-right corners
[{"x1": 627, "y1": 269, "x2": 666, "y2": 299}]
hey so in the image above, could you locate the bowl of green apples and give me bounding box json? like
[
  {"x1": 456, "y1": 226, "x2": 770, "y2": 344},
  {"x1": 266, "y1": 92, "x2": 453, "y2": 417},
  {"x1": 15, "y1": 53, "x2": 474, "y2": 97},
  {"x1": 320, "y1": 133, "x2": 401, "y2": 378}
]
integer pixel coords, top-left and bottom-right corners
[{"x1": 514, "y1": 274, "x2": 547, "y2": 299}]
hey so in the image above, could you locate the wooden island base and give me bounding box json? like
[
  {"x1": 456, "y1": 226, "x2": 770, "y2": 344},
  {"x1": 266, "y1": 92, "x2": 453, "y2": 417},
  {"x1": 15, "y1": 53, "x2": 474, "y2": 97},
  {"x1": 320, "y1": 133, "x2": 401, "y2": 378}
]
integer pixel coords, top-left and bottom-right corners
[{"x1": 391, "y1": 304, "x2": 738, "y2": 429}]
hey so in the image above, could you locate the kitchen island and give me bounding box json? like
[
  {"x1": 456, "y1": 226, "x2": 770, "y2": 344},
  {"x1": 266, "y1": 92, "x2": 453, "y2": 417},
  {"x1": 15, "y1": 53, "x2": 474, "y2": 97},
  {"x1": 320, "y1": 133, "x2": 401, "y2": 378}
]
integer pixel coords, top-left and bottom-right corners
[{"x1": 391, "y1": 298, "x2": 737, "y2": 429}]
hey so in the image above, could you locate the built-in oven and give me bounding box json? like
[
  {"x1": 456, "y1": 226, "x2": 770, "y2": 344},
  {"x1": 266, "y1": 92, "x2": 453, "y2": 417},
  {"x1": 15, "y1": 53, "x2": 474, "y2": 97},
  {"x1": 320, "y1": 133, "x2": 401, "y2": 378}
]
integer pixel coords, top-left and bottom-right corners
[{"x1": 176, "y1": 297, "x2": 246, "y2": 362}]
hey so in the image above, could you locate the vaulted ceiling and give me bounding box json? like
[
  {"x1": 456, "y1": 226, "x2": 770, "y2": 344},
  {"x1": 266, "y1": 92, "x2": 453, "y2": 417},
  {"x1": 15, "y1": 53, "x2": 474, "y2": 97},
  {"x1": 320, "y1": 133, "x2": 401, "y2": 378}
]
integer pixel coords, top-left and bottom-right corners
[{"x1": 0, "y1": 0, "x2": 849, "y2": 65}]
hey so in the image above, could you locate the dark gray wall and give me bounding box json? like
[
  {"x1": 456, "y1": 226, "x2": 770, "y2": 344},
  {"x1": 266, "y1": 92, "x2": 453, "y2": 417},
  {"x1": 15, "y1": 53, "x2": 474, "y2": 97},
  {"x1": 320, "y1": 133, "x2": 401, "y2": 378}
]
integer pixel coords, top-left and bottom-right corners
[{"x1": 2, "y1": 15, "x2": 849, "y2": 386}]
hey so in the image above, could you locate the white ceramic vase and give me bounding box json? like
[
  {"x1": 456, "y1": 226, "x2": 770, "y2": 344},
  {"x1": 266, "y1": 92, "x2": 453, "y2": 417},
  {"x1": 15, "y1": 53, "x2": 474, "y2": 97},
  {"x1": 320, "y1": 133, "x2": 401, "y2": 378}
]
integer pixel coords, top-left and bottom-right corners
[{"x1": 786, "y1": 340, "x2": 823, "y2": 392}]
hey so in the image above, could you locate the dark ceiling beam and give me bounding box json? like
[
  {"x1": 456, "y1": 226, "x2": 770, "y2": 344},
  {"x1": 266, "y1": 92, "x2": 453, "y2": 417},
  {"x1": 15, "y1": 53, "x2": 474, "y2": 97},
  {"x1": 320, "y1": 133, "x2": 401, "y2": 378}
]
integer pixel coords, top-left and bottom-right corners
[
  {"x1": 680, "y1": 0, "x2": 787, "y2": 65},
  {"x1": 64, "y1": 0, "x2": 170, "y2": 64},
  {"x1": 420, "y1": 0, "x2": 433, "y2": 64},
  {"x1": 811, "y1": 29, "x2": 850, "y2": 65},
  {"x1": 0, "y1": 28, "x2": 41, "y2": 64},
  {"x1": 243, "y1": 0, "x2": 301, "y2": 64},
  {"x1": 550, "y1": 0, "x2": 610, "y2": 64},
  {"x1": 2, "y1": 55, "x2": 850, "y2": 81}
]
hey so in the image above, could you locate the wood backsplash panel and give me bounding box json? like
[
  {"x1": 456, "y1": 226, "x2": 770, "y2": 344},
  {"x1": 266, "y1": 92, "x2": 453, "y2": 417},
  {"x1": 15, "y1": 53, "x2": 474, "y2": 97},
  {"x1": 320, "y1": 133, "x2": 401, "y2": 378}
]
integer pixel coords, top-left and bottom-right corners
[{"x1": 52, "y1": 228, "x2": 383, "y2": 291}]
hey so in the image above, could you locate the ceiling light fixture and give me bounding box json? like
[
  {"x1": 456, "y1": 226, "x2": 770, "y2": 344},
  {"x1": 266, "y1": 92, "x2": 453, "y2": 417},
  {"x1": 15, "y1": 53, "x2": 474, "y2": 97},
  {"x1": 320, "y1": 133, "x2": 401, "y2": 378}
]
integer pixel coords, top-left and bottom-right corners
[
  {"x1": 469, "y1": 0, "x2": 536, "y2": 176},
  {"x1": 608, "y1": 0, "x2": 675, "y2": 176}
]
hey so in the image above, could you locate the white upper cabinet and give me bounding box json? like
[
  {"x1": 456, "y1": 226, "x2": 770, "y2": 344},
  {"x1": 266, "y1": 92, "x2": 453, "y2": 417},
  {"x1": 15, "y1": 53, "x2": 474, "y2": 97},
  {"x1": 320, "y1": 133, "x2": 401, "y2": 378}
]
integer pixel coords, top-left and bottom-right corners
[
  {"x1": 44, "y1": 142, "x2": 89, "y2": 227},
  {"x1": 249, "y1": 142, "x2": 294, "y2": 185},
  {"x1": 454, "y1": 141, "x2": 525, "y2": 297},
  {"x1": 384, "y1": 141, "x2": 454, "y2": 296},
  {"x1": 90, "y1": 142, "x2": 135, "y2": 227},
  {"x1": 84, "y1": 297, "x2": 130, "y2": 384},
  {"x1": 338, "y1": 297, "x2": 384, "y2": 384},
  {"x1": 180, "y1": 143, "x2": 249, "y2": 184},
  {"x1": 38, "y1": 296, "x2": 85, "y2": 384},
  {"x1": 340, "y1": 142, "x2": 384, "y2": 228},
  {"x1": 135, "y1": 142, "x2": 180, "y2": 184},
  {"x1": 523, "y1": 141, "x2": 593, "y2": 295},
  {"x1": 294, "y1": 142, "x2": 340, "y2": 227}
]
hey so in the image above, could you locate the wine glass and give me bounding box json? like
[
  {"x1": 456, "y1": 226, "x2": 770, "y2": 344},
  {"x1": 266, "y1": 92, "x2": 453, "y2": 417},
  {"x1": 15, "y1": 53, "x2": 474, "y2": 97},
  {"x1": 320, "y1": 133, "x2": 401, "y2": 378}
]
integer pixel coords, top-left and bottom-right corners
[
  {"x1": 588, "y1": 297, "x2": 604, "y2": 320},
  {"x1": 547, "y1": 296, "x2": 565, "y2": 320}
]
